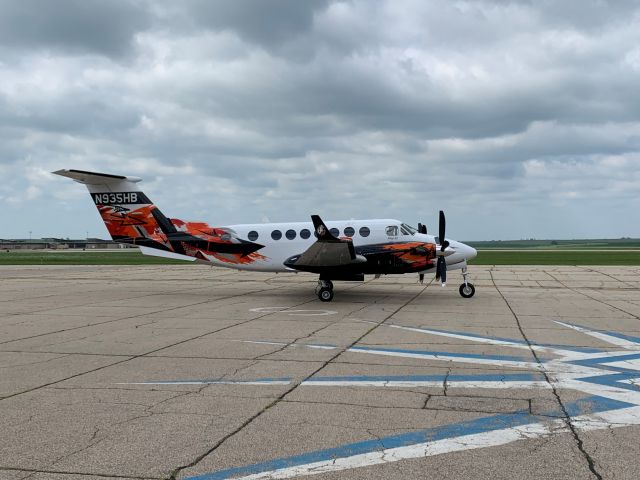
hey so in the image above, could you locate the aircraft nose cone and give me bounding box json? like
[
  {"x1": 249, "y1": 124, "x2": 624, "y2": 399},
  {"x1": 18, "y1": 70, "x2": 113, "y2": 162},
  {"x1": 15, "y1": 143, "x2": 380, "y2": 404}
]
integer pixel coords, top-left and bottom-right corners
[{"x1": 466, "y1": 245, "x2": 477, "y2": 260}]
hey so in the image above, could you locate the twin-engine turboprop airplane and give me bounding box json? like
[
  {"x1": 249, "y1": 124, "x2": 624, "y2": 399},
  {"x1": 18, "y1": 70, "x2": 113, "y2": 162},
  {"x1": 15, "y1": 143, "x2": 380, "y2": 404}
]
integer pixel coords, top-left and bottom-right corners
[{"x1": 54, "y1": 169, "x2": 478, "y2": 302}]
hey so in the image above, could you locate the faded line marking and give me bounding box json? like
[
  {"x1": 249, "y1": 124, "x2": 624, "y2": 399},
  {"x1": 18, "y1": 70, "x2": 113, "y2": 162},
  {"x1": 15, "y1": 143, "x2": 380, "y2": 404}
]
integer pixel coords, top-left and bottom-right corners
[{"x1": 250, "y1": 307, "x2": 337, "y2": 316}]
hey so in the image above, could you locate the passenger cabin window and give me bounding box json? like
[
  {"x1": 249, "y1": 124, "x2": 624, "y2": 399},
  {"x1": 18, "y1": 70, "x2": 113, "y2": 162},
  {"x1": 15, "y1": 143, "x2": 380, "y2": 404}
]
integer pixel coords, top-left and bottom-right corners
[
  {"x1": 247, "y1": 230, "x2": 259, "y2": 241},
  {"x1": 329, "y1": 228, "x2": 340, "y2": 237},
  {"x1": 271, "y1": 230, "x2": 282, "y2": 240},
  {"x1": 359, "y1": 226, "x2": 370, "y2": 237},
  {"x1": 285, "y1": 229, "x2": 296, "y2": 240},
  {"x1": 386, "y1": 225, "x2": 399, "y2": 236},
  {"x1": 300, "y1": 228, "x2": 311, "y2": 239},
  {"x1": 344, "y1": 226, "x2": 355, "y2": 237}
]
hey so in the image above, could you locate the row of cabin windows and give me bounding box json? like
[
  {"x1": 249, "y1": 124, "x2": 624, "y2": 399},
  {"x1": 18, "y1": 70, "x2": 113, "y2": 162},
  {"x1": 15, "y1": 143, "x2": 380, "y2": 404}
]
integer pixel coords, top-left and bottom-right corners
[{"x1": 247, "y1": 226, "x2": 371, "y2": 242}]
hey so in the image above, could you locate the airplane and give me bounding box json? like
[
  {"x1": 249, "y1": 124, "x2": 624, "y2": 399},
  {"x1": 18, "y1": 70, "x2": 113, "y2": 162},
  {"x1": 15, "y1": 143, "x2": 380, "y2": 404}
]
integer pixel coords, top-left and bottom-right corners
[{"x1": 53, "y1": 169, "x2": 478, "y2": 302}]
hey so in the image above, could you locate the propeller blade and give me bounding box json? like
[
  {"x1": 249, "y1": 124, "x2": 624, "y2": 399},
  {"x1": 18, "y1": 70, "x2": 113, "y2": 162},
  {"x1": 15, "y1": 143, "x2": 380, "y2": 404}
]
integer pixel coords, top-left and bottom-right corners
[
  {"x1": 419, "y1": 273, "x2": 424, "y2": 284},
  {"x1": 436, "y1": 256, "x2": 447, "y2": 286},
  {"x1": 438, "y1": 210, "x2": 449, "y2": 251},
  {"x1": 418, "y1": 222, "x2": 423, "y2": 234}
]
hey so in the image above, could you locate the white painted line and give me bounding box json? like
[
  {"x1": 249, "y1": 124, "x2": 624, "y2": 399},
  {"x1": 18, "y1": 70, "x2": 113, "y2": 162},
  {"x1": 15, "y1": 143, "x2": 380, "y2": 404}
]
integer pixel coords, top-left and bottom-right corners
[{"x1": 555, "y1": 321, "x2": 640, "y2": 350}]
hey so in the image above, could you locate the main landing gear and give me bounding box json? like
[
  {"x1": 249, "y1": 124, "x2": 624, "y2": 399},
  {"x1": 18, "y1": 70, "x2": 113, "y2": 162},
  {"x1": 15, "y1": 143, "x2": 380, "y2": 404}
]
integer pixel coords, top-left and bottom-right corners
[
  {"x1": 459, "y1": 267, "x2": 475, "y2": 298},
  {"x1": 315, "y1": 279, "x2": 334, "y2": 302}
]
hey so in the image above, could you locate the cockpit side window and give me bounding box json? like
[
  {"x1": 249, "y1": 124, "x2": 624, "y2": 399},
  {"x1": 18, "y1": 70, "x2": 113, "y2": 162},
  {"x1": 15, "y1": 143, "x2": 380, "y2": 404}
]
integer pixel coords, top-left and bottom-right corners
[
  {"x1": 401, "y1": 223, "x2": 417, "y2": 235},
  {"x1": 386, "y1": 225, "x2": 399, "y2": 236}
]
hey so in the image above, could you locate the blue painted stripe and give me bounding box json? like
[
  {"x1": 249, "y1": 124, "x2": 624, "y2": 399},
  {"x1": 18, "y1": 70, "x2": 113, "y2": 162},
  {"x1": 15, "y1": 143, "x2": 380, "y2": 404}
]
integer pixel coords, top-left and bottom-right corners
[
  {"x1": 349, "y1": 345, "x2": 531, "y2": 362},
  {"x1": 570, "y1": 352, "x2": 640, "y2": 373},
  {"x1": 307, "y1": 373, "x2": 546, "y2": 383},
  {"x1": 531, "y1": 343, "x2": 604, "y2": 353},
  {"x1": 416, "y1": 327, "x2": 531, "y2": 344},
  {"x1": 185, "y1": 395, "x2": 632, "y2": 480},
  {"x1": 577, "y1": 373, "x2": 640, "y2": 392},
  {"x1": 414, "y1": 327, "x2": 604, "y2": 353},
  {"x1": 597, "y1": 330, "x2": 640, "y2": 344}
]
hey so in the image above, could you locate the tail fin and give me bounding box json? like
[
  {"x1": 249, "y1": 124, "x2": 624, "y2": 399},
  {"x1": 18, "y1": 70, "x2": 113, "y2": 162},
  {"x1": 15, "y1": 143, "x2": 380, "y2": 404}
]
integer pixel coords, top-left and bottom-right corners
[
  {"x1": 53, "y1": 169, "x2": 173, "y2": 251},
  {"x1": 53, "y1": 169, "x2": 266, "y2": 264}
]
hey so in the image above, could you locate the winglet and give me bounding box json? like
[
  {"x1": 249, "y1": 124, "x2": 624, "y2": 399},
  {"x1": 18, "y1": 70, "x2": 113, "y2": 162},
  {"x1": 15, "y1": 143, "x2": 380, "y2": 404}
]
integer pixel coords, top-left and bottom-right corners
[
  {"x1": 310, "y1": 214, "x2": 356, "y2": 260},
  {"x1": 311, "y1": 215, "x2": 340, "y2": 242}
]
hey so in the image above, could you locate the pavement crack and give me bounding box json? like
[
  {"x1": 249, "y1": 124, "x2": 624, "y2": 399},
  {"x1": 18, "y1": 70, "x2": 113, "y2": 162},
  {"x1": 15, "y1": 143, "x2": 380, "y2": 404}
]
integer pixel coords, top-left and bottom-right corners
[
  {"x1": 168, "y1": 280, "x2": 432, "y2": 479},
  {"x1": 442, "y1": 368, "x2": 451, "y2": 397},
  {"x1": 546, "y1": 270, "x2": 639, "y2": 320},
  {"x1": 0, "y1": 282, "x2": 299, "y2": 403},
  {"x1": 491, "y1": 270, "x2": 603, "y2": 480}
]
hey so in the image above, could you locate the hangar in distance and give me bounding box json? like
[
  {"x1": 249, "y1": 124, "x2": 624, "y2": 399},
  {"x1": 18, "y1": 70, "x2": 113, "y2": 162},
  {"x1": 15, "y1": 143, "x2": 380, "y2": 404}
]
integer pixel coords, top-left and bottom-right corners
[{"x1": 54, "y1": 169, "x2": 478, "y2": 302}]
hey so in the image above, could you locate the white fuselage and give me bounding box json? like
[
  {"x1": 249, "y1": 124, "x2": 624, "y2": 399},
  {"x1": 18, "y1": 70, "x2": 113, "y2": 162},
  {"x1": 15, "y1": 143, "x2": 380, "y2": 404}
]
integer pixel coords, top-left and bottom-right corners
[{"x1": 220, "y1": 218, "x2": 476, "y2": 273}]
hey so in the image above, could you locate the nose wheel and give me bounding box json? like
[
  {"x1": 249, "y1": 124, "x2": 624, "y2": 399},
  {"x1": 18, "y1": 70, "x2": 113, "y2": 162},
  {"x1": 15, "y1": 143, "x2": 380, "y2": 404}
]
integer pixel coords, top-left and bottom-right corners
[
  {"x1": 316, "y1": 279, "x2": 334, "y2": 302},
  {"x1": 459, "y1": 267, "x2": 475, "y2": 298}
]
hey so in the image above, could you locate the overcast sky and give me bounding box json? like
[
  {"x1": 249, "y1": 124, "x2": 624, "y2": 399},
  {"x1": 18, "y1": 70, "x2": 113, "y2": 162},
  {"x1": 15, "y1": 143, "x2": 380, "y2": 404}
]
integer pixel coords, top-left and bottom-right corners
[{"x1": 1, "y1": 0, "x2": 638, "y2": 240}]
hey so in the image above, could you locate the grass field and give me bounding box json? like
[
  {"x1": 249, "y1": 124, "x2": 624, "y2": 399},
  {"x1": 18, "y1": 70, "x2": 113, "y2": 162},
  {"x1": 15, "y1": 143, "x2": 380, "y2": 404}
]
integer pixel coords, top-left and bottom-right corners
[
  {"x1": 466, "y1": 238, "x2": 640, "y2": 249},
  {"x1": 469, "y1": 250, "x2": 640, "y2": 265},
  {"x1": 0, "y1": 250, "x2": 183, "y2": 265},
  {"x1": 1, "y1": 249, "x2": 639, "y2": 266}
]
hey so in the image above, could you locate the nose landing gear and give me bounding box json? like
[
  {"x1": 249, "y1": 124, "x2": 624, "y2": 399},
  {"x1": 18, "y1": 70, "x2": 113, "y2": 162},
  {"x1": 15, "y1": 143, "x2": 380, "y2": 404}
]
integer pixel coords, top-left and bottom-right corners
[
  {"x1": 315, "y1": 279, "x2": 334, "y2": 302},
  {"x1": 459, "y1": 267, "x2": 475, "y2": 298}
]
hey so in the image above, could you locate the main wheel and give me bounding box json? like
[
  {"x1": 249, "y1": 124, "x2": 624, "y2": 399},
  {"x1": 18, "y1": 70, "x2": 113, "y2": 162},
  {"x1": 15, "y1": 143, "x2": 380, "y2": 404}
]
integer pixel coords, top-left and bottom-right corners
[
  {"x1": 459, "y1": 283, "x2": 475, "y2": 298},
  {"x1": 318, "y1": 287, "x2": 334, "y2": 302}
]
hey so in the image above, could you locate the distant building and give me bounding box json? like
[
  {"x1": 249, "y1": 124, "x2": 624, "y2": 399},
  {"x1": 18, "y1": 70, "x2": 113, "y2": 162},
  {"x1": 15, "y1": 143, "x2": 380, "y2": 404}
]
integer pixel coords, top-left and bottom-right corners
[{"x1": 0, "y1": 238, "x2": 133, "y2": 250}]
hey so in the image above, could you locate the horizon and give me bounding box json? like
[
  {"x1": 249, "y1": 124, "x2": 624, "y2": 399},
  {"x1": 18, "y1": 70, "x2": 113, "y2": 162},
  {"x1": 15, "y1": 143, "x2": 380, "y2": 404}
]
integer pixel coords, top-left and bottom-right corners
[{"x1": 2, "y1": 234, "x2": 639, "y2": 243}]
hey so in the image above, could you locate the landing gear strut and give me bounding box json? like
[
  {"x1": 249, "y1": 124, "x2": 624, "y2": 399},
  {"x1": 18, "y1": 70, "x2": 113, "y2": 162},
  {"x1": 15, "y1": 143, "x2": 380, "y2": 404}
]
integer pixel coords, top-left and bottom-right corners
[
  {"x1": 459, "y1": 267, "x2": 475, "y2": 298},
  {"x1": 316, "y1": 279, "x2": 334, "y2": 302}
]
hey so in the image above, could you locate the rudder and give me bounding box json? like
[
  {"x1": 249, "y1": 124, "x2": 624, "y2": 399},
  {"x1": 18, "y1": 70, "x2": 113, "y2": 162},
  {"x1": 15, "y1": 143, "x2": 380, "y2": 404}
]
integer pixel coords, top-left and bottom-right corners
[{"x1": 53, "y1": 169, "x2": 171, "y2": 250}]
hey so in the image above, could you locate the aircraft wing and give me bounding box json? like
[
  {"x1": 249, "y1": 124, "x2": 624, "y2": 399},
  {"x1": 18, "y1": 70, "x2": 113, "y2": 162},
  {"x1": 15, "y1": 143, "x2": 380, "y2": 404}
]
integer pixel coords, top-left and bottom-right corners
[{"x1": 284, "y1": 215, "x2": 366, "y2": 271}]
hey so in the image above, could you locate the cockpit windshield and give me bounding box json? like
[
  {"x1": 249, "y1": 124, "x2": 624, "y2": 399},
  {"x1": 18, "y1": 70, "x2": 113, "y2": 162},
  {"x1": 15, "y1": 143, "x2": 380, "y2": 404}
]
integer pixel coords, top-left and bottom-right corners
[{"x1": 400, "y1": 223, "x2": 417, "y2": 235}]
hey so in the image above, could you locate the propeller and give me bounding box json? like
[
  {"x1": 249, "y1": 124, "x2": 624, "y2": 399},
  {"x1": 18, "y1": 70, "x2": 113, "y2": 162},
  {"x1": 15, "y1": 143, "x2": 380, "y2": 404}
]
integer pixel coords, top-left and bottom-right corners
[
  {"x1": 435, "y1": 210, "x2": 449, "y2": 287},
  {"x1": 417, "y1": 222, "x2": 428, "y2": 283}
]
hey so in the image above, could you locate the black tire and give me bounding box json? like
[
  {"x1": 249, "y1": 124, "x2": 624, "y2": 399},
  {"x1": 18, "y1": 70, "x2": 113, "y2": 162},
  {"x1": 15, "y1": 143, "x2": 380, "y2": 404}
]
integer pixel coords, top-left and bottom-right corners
[
  {"x1": 318, "y1": 287, "x2": 334, "y2": 302},
  {"x1": 459, "y1": 283, "x2": 475, "y2": 298},
  {"x1": 326, "y1": 280, "x2": 334, "y2": 290}
]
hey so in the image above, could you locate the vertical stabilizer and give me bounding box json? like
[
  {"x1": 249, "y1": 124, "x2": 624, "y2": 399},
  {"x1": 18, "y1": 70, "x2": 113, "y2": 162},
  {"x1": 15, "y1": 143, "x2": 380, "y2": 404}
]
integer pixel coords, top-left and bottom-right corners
[{"x1": 53, "y1": 169, "x2": 170, "y2": 250}]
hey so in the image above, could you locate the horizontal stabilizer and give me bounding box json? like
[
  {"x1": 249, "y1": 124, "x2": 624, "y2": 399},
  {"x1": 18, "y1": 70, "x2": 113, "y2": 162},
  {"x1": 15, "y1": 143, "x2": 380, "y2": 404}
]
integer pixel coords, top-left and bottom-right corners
[
  {"x1": 53, "y1": 169, "x2": 142, "y2": 184},
  {"x1": 138, "y1": 246, "x2": 211, "y2": 265}
]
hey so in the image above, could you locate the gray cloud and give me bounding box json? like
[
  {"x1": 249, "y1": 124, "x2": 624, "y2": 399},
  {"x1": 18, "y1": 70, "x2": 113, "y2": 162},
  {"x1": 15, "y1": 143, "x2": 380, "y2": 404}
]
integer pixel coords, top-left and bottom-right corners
[
  {"x1": 181, "y1": 0, "x2": 330, "y2": 48},
  {"x1": 0, "y1": 0, "x2": 639, "y2": 240},
  {"x1": 0, "y1": 0, "x2": 151, "y2": 58}
]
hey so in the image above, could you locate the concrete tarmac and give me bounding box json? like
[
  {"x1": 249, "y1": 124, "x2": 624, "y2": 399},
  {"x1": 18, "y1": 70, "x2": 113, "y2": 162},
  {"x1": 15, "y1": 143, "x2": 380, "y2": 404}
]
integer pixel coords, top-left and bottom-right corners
[{"x1": 1, "y1": 265, "x2": 639, "y2": 480}]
